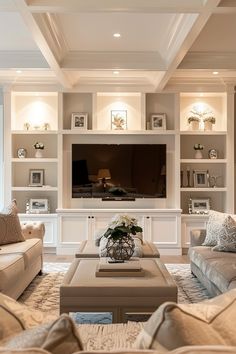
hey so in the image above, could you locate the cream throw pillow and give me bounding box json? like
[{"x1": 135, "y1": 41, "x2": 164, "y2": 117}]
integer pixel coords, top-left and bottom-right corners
[
  {"x1": 134, "y1": 289, "x2": 236, "y2": 351},
  {"x1": 202, "y1": 210, "x2": 228, "y2": 246},
  {"x1": 213, "y1": 215, "x2": 236, "y2": 252},
  {"x1": 0, "y1": 200, "x2": 25, "y2": 245},
  {"x1": 0, "y1": 293, "x2": 56, "y2": 340},
  {"x1": 1, "y1": 314, "x2": 83, "y2": 354}
]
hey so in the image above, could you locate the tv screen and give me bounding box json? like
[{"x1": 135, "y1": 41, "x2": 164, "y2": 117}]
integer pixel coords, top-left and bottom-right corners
[{"x1": 72, "y1": 144, "x2": 166, "y2": 199}]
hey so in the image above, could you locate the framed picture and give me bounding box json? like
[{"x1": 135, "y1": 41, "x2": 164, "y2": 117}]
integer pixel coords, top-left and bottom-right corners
[
  {"x1": 151, "y1": 113, "x2": 166, "y2": 130},
  {"x1": 29, "y1": 198, "x2": 49, "y2": 214},
  {"x1": 29, "y1": 169, "x2": 44, "y2": 187},
  {"x1": 190, "y1": 198, "x2": 210, "y2": 214},
  {"x1": 111, "y1": 110, "x2": 127, "y2": 130},
  {"x1": 193, "y1": 170, "x2": 209, "y2": 187},
  {"x1": 71, "y1": 113, "x2": 88, "y2": 130}
]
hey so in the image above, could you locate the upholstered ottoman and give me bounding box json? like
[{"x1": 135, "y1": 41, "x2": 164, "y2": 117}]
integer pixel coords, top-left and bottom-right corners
[
  {"x1": 76, "y1": 240, "x2": 160, "y2": 258},
  {"x1": 60, "y1": 258, "x2": 177, "y2": 322}
]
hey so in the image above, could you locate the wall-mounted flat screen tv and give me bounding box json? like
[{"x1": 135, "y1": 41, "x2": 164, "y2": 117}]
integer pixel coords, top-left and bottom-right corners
[{"x1": 72, "y1": 144, "x2": 166, "y2": 199}]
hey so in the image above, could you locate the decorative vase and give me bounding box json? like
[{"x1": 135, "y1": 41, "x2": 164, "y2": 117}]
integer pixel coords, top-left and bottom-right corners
[
  {"x1": 106, "y1": 234, "x2": 135, "y2": 261},
  {"x1": 35, "y1": 149, "x2": 43, "y2": 158},
  {"x1": 194, "y1": 150, "x2": 203, "y2": 159},
  {"x1": 190, "y1": 121, "x2": 199, "y2": 131},
  {"x1": 204, "y1": 121, "x2": 212, "y2": 131}
]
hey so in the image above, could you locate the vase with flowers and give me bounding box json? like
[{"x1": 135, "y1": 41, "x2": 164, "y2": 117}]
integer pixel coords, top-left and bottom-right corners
[
  {"x1": 103, "y1": 214, "x2": 142, "y2": 261},
  {"x1": 203, "y1": 117, "x2": 216, "y2": 131},
  {"x1": 194, "y1": 143, "x2": 204, "y2": 159},
  {"x1": 33, "y1": 142, "x2": 44, "y2": 158}
]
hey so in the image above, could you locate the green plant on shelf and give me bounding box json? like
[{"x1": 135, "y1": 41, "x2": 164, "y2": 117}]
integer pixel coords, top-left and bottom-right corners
[{"x1": 194, "y1": 143, "x2": 204, "y2": 150}]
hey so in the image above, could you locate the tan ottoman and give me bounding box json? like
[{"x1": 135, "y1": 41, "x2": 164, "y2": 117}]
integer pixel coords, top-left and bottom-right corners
[
  {"x1": 75, "y1": 240, "x2": 160, "y2": 258},
  {"x1": 60, "y1": 258, "x2": 177, "y2": 322}
]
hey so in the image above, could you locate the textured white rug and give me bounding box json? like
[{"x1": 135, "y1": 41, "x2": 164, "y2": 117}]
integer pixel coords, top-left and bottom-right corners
[{"x1": 19, "y1": 262, "x2": 211, "y2": 323}]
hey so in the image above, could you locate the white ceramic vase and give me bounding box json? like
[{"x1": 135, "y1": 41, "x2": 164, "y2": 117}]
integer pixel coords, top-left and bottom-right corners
[
  {"x1": 204, "y1": 121, "x2": 212, "y2": 131},
  {"x1": 190, "y1": 121, "x2": 200, "y2": 131},
  {"x1": 194, "y1": 150, "x2": 203, "y2": 159},
  {"x1": 35, "y1": 149, "x2": 43, "y2": 158}
]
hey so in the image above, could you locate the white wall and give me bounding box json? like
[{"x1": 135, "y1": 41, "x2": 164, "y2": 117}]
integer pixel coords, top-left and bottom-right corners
[{"x1": 0, "y1": 91, "x2": 3, "y2": 209}]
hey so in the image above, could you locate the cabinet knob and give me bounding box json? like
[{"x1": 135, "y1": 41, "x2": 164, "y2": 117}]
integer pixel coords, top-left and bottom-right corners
[
  {"x1": 91, "y1": 216, "x2": 94, "y2": 219},
  {"x1": 88, "y1": 216, "x2": 90, "y2": 219},
  {"x1": 146, "y1": 216, "x2": 150, "y2": 219}
]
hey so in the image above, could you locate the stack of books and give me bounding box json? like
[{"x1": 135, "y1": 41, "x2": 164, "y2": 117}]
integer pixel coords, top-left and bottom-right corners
[{"x1": 96, "y1": 257, "x2": 144, "y2": 277}]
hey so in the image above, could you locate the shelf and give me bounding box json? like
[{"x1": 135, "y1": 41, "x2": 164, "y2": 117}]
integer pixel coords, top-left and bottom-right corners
[
  {"x1": 12, "y1": 130, "x2": 58, "y2": 135},
  {"x1": 180, "y1": 131, "x2": 227, "y2": 135},
  {"x1": 180, "y1": 159, "x2": 227, "y2": 164},
  {"x1": 19, "y1": 213, "x2": 58, "y2": 218},
  {"x1": 12, "y1": 158, "x2": 58, "y2": 163},
  {"x1": 62, "y1": 129, "x2": 176, "y2": 135},
  {"x1": 181, "y1": 213, "x2": 209, "y2": 219},
  {"x1": 181, "y1": 187, "x2": 227, "y2": 192},
  {"x1": 12, "y1": 186, "x2": 58, "y2": 191}
]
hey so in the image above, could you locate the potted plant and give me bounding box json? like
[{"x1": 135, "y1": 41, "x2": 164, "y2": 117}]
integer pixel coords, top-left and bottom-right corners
[
  {"x1": 193, "y1": 143, "x2": 204, "y2": 159},
  {"x1": 33, "y1": 142, "x2": 44, "y2": 158},
  {"x1": 203, "y1": 116, "x2": 216, "y2": 131},
  {"x1": 103, "y1": 214, "x2": 142, "y2": 261},
  {"x1": 187, "y1": 116, "x2": 200, "y2": 131}
]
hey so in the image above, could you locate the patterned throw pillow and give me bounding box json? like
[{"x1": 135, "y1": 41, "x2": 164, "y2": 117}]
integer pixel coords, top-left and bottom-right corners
[
  {"x1": 0, "y1": 292, "x2": 56, "y2": 340},
  {"x1": 134, "y1": 289, "x2": 236, "y2": 351},
  {"x1": 202, "y1": 210, "x2": 228, "y2": 246},
  {"x1": 1, "y1": 314, "x2": 83, "y2": 354},
  {"x1": 0, "y1": 200, "x2": 25, "y2": 245},
  {"x1": 213, "y1": 215, "x2": 236, "y2": 252}
]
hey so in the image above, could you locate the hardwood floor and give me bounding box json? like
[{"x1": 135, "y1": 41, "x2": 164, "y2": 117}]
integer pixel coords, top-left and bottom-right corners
[{"x1": 43, "y1": 252, "x2": 190, "y2": 264}]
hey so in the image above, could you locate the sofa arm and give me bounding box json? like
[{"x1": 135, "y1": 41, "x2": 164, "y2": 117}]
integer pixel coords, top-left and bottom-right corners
[
  {"x1": 20, "y1": 221, "x2": 45, "y2": 241},
  {"x1": 190, "y1": 229, "x2": 206, "y2": 247}
]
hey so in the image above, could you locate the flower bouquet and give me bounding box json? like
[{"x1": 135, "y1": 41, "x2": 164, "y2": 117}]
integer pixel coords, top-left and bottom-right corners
[{"x1": 103, "y1": 214, "x2": 142, "y2": 240}]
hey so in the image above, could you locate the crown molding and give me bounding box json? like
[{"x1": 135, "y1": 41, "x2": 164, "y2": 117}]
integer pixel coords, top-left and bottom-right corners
[{"x1": 179, "y1": 51, "x2": 236, "y2": 69}]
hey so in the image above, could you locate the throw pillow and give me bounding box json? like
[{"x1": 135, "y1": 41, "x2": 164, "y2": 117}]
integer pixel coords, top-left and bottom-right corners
[
  {"x1": 0, "y1": 200, "x2": 25, "y2": 246},
  {"x1": 213, "y1": 215, "x2": 236, "y2": 252},
  {"x1": 202, "y1": 210, "x2": 228, "y2": 246},
  {"x1": 134, "y1": 289, "x2": 236, "y2": 351},
  {"x1": 0, "y1": 292, "x2": 56, "y2": 340},
  {"x1": 1, "y1": 314, "x2": 83, "y2": 354}
]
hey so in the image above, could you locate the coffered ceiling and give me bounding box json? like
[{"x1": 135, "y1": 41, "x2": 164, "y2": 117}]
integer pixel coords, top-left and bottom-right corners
[{"x1": 0, "y1": 0, "x2": 236, "y2": 92}]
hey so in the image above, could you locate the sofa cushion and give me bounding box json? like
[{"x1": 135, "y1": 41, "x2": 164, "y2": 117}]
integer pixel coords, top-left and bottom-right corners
[
  {"x1": 0, "y1": 292, "x2": 56, "y2": 340},
  {"x1": 0, "y1": 238, "x2": 42, "y2": 269},
  {"x1": 0, "y1": 201, "x2": 25, "y2": 246},
  {"x1": 0, "y1": 349, "x2": 51, "y2": 354},
  {"x1": 212, "y1": 216, "x2": 236, "y2": 253},
  {"x1": 1, "y1": 314, "x2": 83, "y2": 354},
  {"x1": 0, "y1": 254, "x2": 25, "y2": 294},
  {"x1": 134, "y1": 289, "x2": 236, "y2": 351},
  {"x1": 202, "y1": 211, "x2": 228, "y2": 247},
  {"x1": 189, "y1": 246, "x2": 236, "y2": 292}
]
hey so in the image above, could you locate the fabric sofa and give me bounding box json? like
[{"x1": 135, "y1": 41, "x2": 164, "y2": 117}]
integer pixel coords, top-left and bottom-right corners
[
  {"x1": 0, "y1": 221, "x2": 45, "y2": 299},
  {"x1": 189, "y1": 211, "x2": 236, "y2": 296}
]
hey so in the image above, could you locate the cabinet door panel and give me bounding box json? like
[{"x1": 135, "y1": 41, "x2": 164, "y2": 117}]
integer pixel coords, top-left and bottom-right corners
[
  {"x1": 151, "y1": 216, "x2": 179, "y2": 245},
  {"x1": 61, "y1": 216, "x2": 88, "y2": 243}
]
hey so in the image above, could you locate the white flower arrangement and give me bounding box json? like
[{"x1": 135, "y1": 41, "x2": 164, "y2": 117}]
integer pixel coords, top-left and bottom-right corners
[
  {"x1": 33, "y1": 142, "x2": 44, "y2": 150},
  {"x1": 104, "y1": 214, "x2": 142, "y2": 240}
]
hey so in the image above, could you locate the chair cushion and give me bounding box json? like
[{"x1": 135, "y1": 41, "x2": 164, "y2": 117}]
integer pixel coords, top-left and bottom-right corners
[
  {"x1": 1, "y1": 314, "x2": 83, "y2": 354},
  {"x1": 0, "y1": 254, "x2": 24, "y2": 293},
  {"x1": 0, "y1": 201, "x2": 25, "y2": 246},
  {"x1": 0, "y1": 292, "x2": 56, "y2": 340},
  {"x1": 134, "y1": 289, "x2": 236, "y2": 351},
  {"x1": 213, "y1": 216, "x2": 236, "y2": 253}
]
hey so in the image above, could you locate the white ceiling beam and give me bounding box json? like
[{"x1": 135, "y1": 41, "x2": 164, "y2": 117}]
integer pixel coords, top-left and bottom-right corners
[
  {"x1": 179, "y1": 52, "x2": 236, "y2": 70},
  {"x1": 14, "y1": 0, "x2": 72, "y2": 89},
  {"x1": 26, "y1": 0, "x2": 206, "y2": 13},
  {"x1": 157, "y1": 0, "x2": 221, "y2": 91}
]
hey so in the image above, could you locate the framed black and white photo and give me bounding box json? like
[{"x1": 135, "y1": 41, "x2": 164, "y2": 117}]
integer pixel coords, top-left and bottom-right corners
[
  {"x1": 151, "y1": 113, "x2": 166, "y2": 130},
  {"x1": 29, "y1": 198, "x2": 49, "y2": 214},
  {"x1": 29, "y1": 169, "x2": 44, "y2": 187},
  {"x1": 71, "y1": 113, "x2": 88, "y2": 130},
  {"x1": 191, "y1": 198, "x2": 210, "y2": 214},
  {"x1": 193, "y1": 170, "x2": 208, "y2": 188}
]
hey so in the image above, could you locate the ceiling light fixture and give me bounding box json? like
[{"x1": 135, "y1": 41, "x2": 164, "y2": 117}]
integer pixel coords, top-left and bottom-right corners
[
  {"x1": 113, "y1": 71, "x2": 119, "y2": 75},
  {"x1": 212, "y1": 71, "x2": 219, "y2": 75},
  {"x1": 113, "y1": 33, "x2": 121, "y2": 38}
]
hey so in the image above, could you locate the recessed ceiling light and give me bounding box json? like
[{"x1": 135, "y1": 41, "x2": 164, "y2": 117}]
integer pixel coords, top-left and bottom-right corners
[
  {"x1": 212, "y1": 71, "x2": 219, "y2": 75},
  {"x1": 113, "y1": 71, "x2": 119, "y2": 75},
  {"x1": 16, "y1": 70, "x2": 22, "y2": 74},
  {"x1": 113, "y1": 33, "x2": 121, "y2": 38}
]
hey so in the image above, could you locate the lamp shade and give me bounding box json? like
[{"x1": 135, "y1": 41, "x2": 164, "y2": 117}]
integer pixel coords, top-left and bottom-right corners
[{"x1": 97, "y1": 169, "x2": 111, "y2": 180}]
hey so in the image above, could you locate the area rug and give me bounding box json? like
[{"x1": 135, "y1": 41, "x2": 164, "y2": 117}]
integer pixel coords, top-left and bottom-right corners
[{"x1": 19, "y1": 262, "x2": 211, "y2": 323}]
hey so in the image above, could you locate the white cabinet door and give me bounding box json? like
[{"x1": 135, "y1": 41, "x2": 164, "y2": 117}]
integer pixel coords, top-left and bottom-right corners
[
  {"x1": 181, "y1": 215, "x2": 209, "y2": 248},
  {"x1": 59, "y1": 215, "x2": 89, "y2": 243}
]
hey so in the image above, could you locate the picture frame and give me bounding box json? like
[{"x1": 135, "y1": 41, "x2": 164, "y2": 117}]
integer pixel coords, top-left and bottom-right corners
[
  {"x1": 193, "y1": 170, "x2": 209, "y2": 188},
  {"x1": 190, "y1": 198, "x2": 210, "y2": 214},
  {"x1": 71, "y1": 113, "x2": 88, "y2": 130},
  {"x1": 29, "y1": 198, "x2": 49, "y2": 214},
  {"x1": 151, "y1": 113, "x2": 166, "y2": 130},
  {"x1": 29, "y1": 169, "x2": 44, "y2": 187},
  {"x1": 111, "y1": 110, "x2": 127, "y2": 130}
]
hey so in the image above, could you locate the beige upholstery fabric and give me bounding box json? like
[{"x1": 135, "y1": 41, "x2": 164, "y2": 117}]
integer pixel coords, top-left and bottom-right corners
[
  {"x1": 134, "y1": 289, "x2": 236, "y2": 351},
  {"x1": 0, "y1": 293, "x2": 56, "y2": 340},
  {"x1": 169, "y1": 346, "x2": 236, "y2": 353},
  {"x1": 213, "y1": 215, "x2": 236, "y2": 252},
  {"x1": 0, "y1": 201, "x2": 25, "y2": 246},
  {"x1": 0, "y1": 349, "x2": 51, "y2": 354},
  {"x1": 0, "y1": 254, "x2": 25, "y2": 294},
  {"x1": 1, "y1": 315, "x2": 83, "y2": 354},
  {"x1": 20, "y1": 222, "x2": 45, "y2": 241}
]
